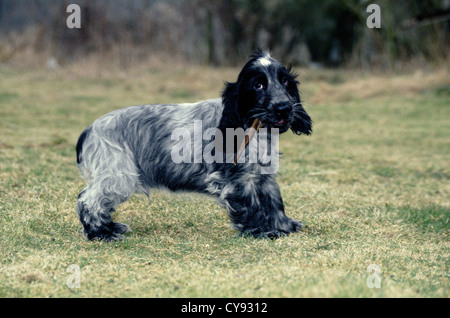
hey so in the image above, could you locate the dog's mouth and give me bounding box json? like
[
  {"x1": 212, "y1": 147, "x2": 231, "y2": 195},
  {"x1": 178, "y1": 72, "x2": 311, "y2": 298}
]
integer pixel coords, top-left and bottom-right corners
[
  {"x1": 267, "y1": 118, "x2": 291, "y2": 133},
  {"x1": 272, "y1": 120, "x2": 287, "y2": 128},
  {"x1": 249, "y1": 118, "x2": 290, "y2": 132}
]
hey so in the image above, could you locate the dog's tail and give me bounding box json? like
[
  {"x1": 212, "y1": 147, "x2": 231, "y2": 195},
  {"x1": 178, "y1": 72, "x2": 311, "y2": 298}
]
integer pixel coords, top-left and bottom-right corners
[{"x1": 76, "y1": 126, "x2": 92, "y2": 164}]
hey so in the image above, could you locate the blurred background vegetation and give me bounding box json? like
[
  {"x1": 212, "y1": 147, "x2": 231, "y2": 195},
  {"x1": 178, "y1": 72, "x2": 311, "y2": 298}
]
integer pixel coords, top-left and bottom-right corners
[{"x1": 0, "y1": 0, "x2": 448, "y2": 70}]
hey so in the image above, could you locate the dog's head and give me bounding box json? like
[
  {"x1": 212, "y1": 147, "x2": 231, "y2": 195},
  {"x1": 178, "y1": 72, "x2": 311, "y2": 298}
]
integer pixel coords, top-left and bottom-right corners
[{"x1": 220, "y1": 49, "x2": 312, "y2": 136}]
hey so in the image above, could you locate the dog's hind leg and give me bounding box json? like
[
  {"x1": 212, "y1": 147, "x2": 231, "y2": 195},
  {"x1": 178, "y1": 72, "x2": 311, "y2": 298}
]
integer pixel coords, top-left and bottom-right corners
[
  {"x1": 76, "y1": 173, "x2": 137, "y2": 241},
  {"x1": 76, "y1": 126, "x2": 143, "y2": 241}
]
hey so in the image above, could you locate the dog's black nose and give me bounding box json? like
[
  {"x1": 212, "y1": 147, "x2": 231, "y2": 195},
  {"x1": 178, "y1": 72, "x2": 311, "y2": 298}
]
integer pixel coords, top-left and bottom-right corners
[{"x1": 274, "y1": 104, "x2": 291, "y2": 120}]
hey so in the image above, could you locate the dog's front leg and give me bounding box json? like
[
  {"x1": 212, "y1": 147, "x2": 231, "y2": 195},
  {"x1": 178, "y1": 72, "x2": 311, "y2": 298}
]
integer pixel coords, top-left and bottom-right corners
[{"x1": 221, "y1": 175, "x2": 303, "y2": 238}]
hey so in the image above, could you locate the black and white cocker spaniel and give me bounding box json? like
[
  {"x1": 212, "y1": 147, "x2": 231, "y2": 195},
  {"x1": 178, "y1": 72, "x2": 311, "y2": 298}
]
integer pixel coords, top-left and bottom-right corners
[{"x1": 76, "y1": 50, "x2": 312, "y2": 241}]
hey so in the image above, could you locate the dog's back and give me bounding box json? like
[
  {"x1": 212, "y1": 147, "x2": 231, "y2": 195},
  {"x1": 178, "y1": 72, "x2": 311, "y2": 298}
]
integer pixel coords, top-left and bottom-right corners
[{"x1": 76, "y1": 99, "x2": 223, "y2": 189}]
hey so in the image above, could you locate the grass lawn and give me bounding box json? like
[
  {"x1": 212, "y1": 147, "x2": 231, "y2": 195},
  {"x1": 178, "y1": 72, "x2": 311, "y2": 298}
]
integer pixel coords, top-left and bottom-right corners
[{"x1": 0, "y1": 61, "x2": 448, "y2": 297}]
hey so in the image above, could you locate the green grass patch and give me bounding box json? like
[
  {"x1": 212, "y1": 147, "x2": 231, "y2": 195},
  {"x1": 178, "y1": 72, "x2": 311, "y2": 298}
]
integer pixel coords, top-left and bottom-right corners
[
  {"x1": 392, "y1": 205, "x2": 449, "y2": 234},
  {"x1": 0, "y1": 91, "x2": 19, "y2": 102}
]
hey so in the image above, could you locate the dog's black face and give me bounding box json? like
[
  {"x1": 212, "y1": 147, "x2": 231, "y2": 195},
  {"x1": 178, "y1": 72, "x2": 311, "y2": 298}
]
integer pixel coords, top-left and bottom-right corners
[{"x1": 221, "y1": 50, "x2": 312, "y2": 135}]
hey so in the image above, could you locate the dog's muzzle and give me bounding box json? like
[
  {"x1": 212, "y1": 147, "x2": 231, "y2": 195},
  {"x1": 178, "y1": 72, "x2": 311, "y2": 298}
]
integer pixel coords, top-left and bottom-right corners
[{"x1": 270, "y1": 103, "x2": 292, "y2": 130}]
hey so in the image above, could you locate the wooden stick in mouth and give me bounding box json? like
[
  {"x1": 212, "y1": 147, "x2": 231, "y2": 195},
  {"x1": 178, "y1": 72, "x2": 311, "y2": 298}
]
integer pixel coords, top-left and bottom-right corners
[{"x1": 234, "y1": 119, "x2": 263, "y2": 165}]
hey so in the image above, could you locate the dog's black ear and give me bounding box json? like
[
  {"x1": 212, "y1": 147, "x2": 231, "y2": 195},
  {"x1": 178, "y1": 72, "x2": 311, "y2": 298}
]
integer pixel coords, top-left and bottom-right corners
[
  {"x1": 218, "y1": 82, "x2": 242, "y2": 131},
  {"x1": 291, "y1": 106, "x2": 313, "y2": 136},
  {"x1": 287, "y1": 81, "x2": 313, "y2": 136}
]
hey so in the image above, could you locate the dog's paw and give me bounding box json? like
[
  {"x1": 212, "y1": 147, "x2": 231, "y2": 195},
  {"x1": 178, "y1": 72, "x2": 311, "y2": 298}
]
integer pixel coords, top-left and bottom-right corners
[
  {"x1": 241, "y1": 218, "x2": 304, "y2": 239},
  {"x1": 240, "y1": 228, "x2": 286, "y2": 240},
  {"x1": 287, "y1": 218, "x2": 304, "y2": 233},
  {"x1": 83, "y1": 222, "x2": 131, "y2": 242}
]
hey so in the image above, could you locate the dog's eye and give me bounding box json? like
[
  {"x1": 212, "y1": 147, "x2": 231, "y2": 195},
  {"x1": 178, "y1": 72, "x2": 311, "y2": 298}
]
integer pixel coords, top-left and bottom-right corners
[
  {"x1": 281, "y1": 77, "x2": 289, "y2": 87},
  {"x1": 254, "y1": 82, "x2": 264, "y2": 91}
]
